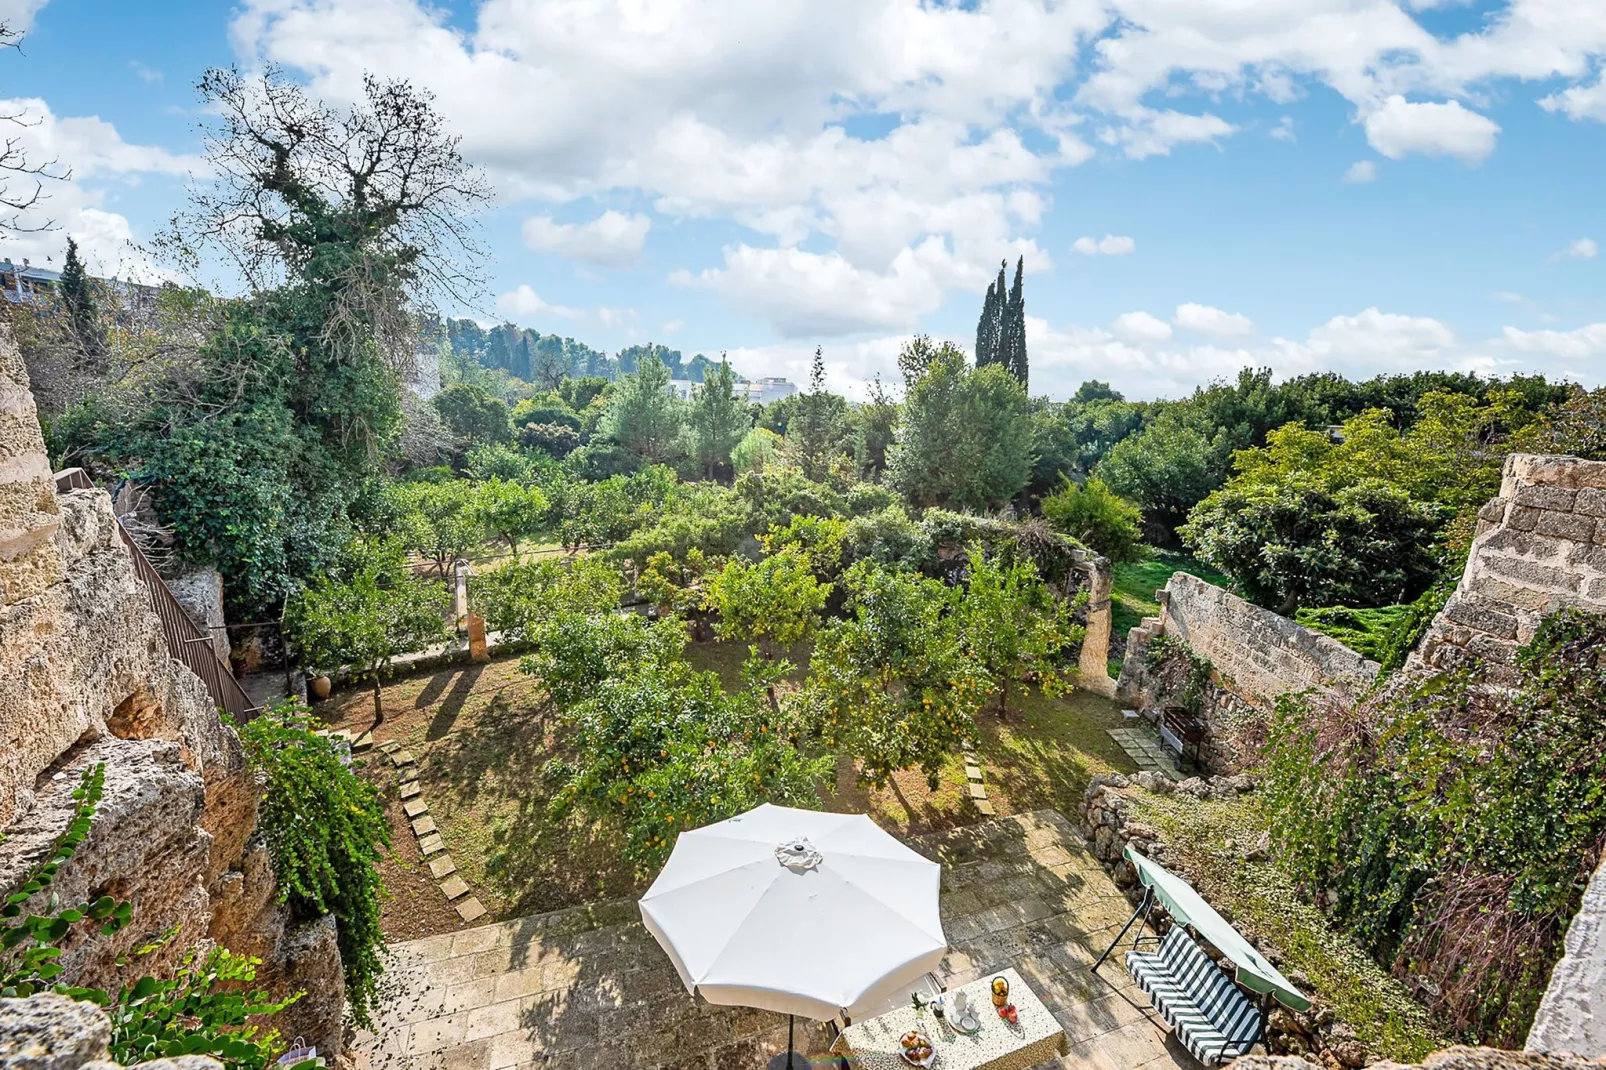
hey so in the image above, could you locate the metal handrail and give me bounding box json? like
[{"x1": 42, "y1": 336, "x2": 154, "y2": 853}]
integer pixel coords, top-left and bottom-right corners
[{"x1": 54, "y1": 468, "x2": 259, "y2": 722}]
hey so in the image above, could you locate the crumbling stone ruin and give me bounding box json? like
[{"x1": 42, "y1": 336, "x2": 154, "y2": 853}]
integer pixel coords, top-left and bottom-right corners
[{"x1": 0, "y1": 325, "x2": 343, "y2": 1053}]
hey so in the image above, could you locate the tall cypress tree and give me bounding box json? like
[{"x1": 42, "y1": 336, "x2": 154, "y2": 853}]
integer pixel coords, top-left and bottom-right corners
[
  {"x1": 1004, "y1": 255, "x2": 1027, "y2": 390},
  {"x1": 977, "y1": 259, "x2": 1008, "y2": 370},
  {"x1": 975, "y1": 278, "x2": 998, "y2": 368},
  {"x1": 58, "y1": 238, "x2": 105, "y2": 366}
]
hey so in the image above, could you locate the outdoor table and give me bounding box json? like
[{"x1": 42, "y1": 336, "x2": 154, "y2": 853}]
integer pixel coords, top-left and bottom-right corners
[{"x1": 830, "y1": 967, "x2": 1068, "y2": 1070}]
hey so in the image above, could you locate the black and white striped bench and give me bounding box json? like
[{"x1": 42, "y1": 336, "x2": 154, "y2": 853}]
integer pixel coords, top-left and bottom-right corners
[{"x1": 1125, "y1": 925, "x2": 1265, "y2": 1065}]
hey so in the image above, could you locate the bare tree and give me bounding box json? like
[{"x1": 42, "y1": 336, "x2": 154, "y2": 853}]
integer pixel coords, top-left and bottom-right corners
[
  {"x1": 0, "y1": 23, "x2": 71, "y2": 235},
  {"x1": 167, "y1": 66, "x2": 491, "y2": 374}
]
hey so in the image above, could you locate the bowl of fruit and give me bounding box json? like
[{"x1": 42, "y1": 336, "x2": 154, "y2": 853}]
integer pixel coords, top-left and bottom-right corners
[{"x1": 899, "y1": 1029, "x2": 936, "y2": 1067}]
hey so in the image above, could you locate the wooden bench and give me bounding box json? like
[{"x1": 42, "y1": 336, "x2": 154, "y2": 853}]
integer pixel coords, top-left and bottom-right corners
[
  {"x1": 1125, "y1": 926, "x2": 1264, "y2": 1065},
  {"x1": 1159, "y1": 705, "x2": 1204, "y2": 771}
]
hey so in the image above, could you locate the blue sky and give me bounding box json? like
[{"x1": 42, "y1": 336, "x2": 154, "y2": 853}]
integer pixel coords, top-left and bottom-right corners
[{"x1": 4, "y1": 0, "x2": 1605, "y2": 400}]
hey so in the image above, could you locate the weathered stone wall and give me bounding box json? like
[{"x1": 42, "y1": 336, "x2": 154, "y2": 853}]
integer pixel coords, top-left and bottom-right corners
[
  {"x1": 0, "y1": 332, "x2": 343, "y2": 1053},
  {"x1": 1413, "y1": 453, "x2": 1606, "y2": 676},
  {"x1": 1529, "y1": 852, "x2": 1606, "y2": 1057},
  {"x1": 1115, "y1": 572, "x2": 1379, "y2": 770}
]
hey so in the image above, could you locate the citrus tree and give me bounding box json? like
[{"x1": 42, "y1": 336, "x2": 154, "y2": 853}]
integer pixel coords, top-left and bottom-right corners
[
  {"x1": 956, "y1": 547, "x2": 1085, "y2": 716},
  {"x1": 392, "y1": 479, "x2": 483, "y2": 576},
  {"x1": 284, "y1": 541, "x2": 445, "y2": 724},
  {"x1": 472, "y1": 555, "x2": 623, "y2": 640},
  {"x1": 704, "y1": 546, "x2": 831, "y2": 661},
  {"x1": 807, "y1": 560, "x2": 989, "y2": 788},
  {"x1": 637, "y1": 548, "x2": 721, "y2": 640},
  {"x1": 469, "y1": 477, "x2": 551, "y2": 561}
]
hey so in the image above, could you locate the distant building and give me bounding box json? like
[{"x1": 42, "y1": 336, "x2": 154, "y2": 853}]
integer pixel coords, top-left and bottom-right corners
[
  {"x1": 667, "y1": 378, "x2": 698, "y2": 400},
  {"x1": 0, "y1": 259, "x2": 59, "y2": 304},
  {"x1": 744, "y1": 377, "x2": 797, "y2": 405}
]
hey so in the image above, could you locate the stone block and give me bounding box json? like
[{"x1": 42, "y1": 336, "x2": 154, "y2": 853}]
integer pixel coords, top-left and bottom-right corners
[
  {"x1": 0, "y1": 992, "x2": 112, "y2": 1070},
  {"x1": 400, "y1": 782, "x2": 422, "y2": 800},
  {"x1": 1478, "y1": 498, "x2": 1509, "y2": 524},
  {"x1": 455, "y1": 897, "x2": 487, "y2": 923},
  {"x1": 1443, "y1": 595, "x2": 1519, "y2": 639},
  {"x1": 1483, "y1": 554, "x2": 1581, "y2": 594},
  {"x1": 1507, "y1": 505, "x2": 1542, "y2": 531},
  {"x1": 968, "y1": 783, "x2": 988, "y2": 800},
  {"x1": 1577, "y1": 487, "x2": 1606, "y2": 518},
  {"x1": 412, "y1": 815, "x2": 438, "y2": 837},
  {"x1": 440, "y1": 875, "x2": 470, "y2": 901},
  {"x1": 1587, "y1": 576, "x2": 1606, "y2": 602},
  {"x1": 391, "y1": 750, "x2": 417, "y2": 767},
  {"x1": 1536, "y1": 510, "x2": 1597, "y2": 543},
  {"x1": 418, "y1": 833, "x2": 446, "y2": 855},
  {"x1": 1515, "y1": 484, "x2": 1578, "y2": 512},
  {"x1": 429, "y1": 855, "x2": 457, "y2": 879},
  {"x1": 403, "y1": 798, "x2": 430, "y2": 819}
]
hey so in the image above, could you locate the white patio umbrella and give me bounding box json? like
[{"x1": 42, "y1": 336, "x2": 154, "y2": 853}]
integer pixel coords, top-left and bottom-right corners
[{"x1": 639, "y1": 803, "x2": 947, "y2": 1068}]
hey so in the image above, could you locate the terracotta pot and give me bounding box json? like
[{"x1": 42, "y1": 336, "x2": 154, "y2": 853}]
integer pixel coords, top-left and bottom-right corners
[{"x1": 310, "y1": 675, "x2": 332, "y2": 701}]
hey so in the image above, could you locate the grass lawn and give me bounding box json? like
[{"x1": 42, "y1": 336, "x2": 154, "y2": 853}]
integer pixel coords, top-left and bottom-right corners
[
  {"x1": 1110, "y1": 550, "x2": 1234, "y2": 640},
  {"x1": 317, "y1": 640, "x2": 1139, "y2": 939}
]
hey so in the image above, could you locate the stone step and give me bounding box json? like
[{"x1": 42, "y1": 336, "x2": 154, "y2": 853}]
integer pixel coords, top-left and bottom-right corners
[
  {"x1": 440, "y1": 875, "x2": 470, "y2": 901},
  {"x1": 352, "y1": 731, "x2": 375, "y2": 752},
  {"x1": 965, "y1": 764, "x2": 984, "y2": 781},
  {"x1": 967, "y1": 783, "x2": 987, "y2": 800},
  {"x1": 428, "y1": 855, "x2": 457, "y2": 880},
  {"x1": 411, "y1": 815, "x2": 438, "y2": 837},
  {"x1": 455, "y1": 897, "x2": 487, "y2": 923},
  {"x1": 399, "y1": 782, "x2": 422, "y2": 800},
  {"x1": 390, "y1": 750, "x2": 417, "y2": 768},
  {"x1": 398, "y1": 766, "x2": 419, "y2": 784},
  {"x1": 378, "y1": 740, "x2": 401, "y2": 754},
  {"x1": 418, "y1": 832, "x2": 445, "y2": 856},
  {"x1": 403, "y1": 798, "x2": 429, "y2": 819},
  {"x1": 973, "y1": 800, "x2": 997, "y2": 817}
]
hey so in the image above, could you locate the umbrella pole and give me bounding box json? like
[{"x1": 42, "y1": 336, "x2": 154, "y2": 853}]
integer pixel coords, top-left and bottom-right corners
[{"x1": 788, "y1": 1014, "x2": 795, "y2": 1068}]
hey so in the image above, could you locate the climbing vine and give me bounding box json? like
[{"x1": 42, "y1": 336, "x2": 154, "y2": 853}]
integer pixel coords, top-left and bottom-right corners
[
  {"x1": 1, "y1": 765, "x2": 305, "y2": 1069},
  {"x1": 1144, "y1": 632, "x2": 1214, "y2": 715},
  {"x1": 1260, "y1": 608, "x2": 1606, "y2": 1044},
  {"x1": 238, "y1": 701, "x2": 391, "y2": 1028}
]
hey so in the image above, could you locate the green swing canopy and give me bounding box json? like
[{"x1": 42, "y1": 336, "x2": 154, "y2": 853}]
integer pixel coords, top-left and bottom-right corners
[{"x1": 1124, "y1": 844, "x2": 1312, "y2": 1011}]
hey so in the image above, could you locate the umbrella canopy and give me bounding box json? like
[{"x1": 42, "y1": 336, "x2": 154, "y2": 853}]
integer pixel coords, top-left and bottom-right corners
[
  {"x1": 1124, "y1": 845, "x2": 1311, "y2": 1011},
  {"x1": 639, "y1": 803, "x2": 948, "y2": 1021}
]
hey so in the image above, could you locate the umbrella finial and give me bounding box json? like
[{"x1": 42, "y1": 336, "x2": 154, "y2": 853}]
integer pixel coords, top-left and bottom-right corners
[{"x1": 775, "y1": 838, "x2": 823, "y2": 872}]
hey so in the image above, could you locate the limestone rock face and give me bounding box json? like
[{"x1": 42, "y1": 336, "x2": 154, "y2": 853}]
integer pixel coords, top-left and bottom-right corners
[
  {"x1": 0, "y1": 993, "x2": 224, "y2": 1070},
  {"x1": 1529, "y1": 853, "x2": 1606, "y2": 1058},
  {"x1": 0, "y1": 330, "x2": 344, "y2": 1053}
]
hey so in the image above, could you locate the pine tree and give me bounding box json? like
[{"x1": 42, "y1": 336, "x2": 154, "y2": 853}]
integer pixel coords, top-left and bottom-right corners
[
  {"x1": 1004, "y1": 255, "x2": 1028, "y2": 390},
  {"x1": 792, "y1": 346, "x2": 841, "y2": 482},
  {"x1": 58, "y1": 238, "x2": 105, "y2": 366}
]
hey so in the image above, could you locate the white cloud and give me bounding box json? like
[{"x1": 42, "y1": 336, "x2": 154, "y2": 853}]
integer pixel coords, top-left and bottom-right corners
[
  {"x1": 1269, "y1": 116, "x2": 1297, "y2": 142},
  {"x1": 1555, "y1": 237, "x2": 1598, "y2": 260},
  {"x1": 1362, "y1": 96, "x2": 1500, "y2": 164},
  {"x1": 1174, "y1": 303, "x2": 1253, "y2": 336},
  {"x1": 1343, "y1": 160, "x2": 1378, "y2": 184},
  {"x1": 1295, "y1": 308, "x2": 1459, "y2": 373},
  {"x1": 1502, "y1": 323, "x2": 1606, "y2": 359},
  {"x1": 520, "y1": 210, "x2": 651, "y2": 268},
  {"x1": 1541, "y1": 76, "x2": 1606, "y2": 122},
  {"x1": 0, "y1": 97, "x2": 199, "y2": 278},
  {"x1": 495, "y1": 284, "x2": 581, "y2": 320},
  {"x1": 1111, "y1": 311, "x2": 1173, "y2": 342},
  {"x1": 0, "y1": 0, "x2": 50, "y2": 32},
  {"x1": 129, "y1": 62, "x2": 163, "y2": 84},
  {"x1": 1073, "y1": 234, "x2": 1135, "y2": 256}
]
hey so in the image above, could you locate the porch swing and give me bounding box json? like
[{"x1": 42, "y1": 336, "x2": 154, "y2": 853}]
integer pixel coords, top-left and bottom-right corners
[{"x1": 1093, "y1": 846, "x2": 1311, "y2": 1066}]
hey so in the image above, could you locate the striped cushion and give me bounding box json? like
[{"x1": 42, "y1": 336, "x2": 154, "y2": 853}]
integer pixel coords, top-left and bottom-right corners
[{"x1": 1124, "y1": 927, "x2": 1262, "y2": 1065}]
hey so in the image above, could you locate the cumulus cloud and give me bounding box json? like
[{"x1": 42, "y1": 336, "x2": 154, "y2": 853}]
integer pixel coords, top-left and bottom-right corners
[
  {"x1": 1555, "y1": 237, "x2": 1598, "y2": 260},
  {"x1": 520, "y1": 210, "x2": 651, "y2": 268},
  {"x1": 1502, "y1": 323, "x2": 1606, "y2": 359},
  {"x1": 496, "y1": 285, "x2": 581, "y2": 320},
  {"x1": 1541, "y1": 76, "x2": 1606, "y2": 122},
  {"x1": 1174, "y1": 303, "x2": 1253, "y2": 336},
  {"x1": 1111, "y1": 311, "x2": 1173, "y2": 342},
  {"x1": 0, "y1": 97, "x2": 200, "y2": 278},
  {"x1": 1343, "y1": 160, "x2": 1378, "y2": 184},
  {"x1": 1073, "y1": 234, "x2": 1135, "y2": 256},
  {"x1": 1362, "y1": 96, "x2": 1500, "y2": 165}
]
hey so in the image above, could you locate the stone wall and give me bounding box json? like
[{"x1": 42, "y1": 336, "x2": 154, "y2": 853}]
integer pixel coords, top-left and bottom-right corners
[
  {"x1": 0, "y1": 991, "x2": 225, "y2": 1070},
  {"x1": 1529, "y1": 852, "x2": 1606, "y2": 1057},
  {"x1": 1413, "y1": 453, "x2": 1606, "y2": 676},
  {"x1": 1115, "y1": 572, "x2": 1379, "y2": 770},
  {"x1": 0, "y1": 326, "x2": 343, "y2": 1053}
]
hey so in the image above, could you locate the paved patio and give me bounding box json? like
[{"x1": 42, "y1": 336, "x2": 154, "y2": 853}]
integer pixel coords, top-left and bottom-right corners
[
  {"x1": 1106, "y1": 722, "x2": 1186, "y2": 781},
  {"x1": 352, "y1": 809, "x2": 1203, "y2": 1070}
]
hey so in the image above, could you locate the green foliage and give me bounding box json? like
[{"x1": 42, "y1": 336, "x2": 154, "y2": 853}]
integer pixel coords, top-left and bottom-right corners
[
  {"x1": 1293, "y1": 605, "x2": 1413, "y2": 662},
  {"x1": 954, "y1": 546, "x2": 1085, "y2": 714},
  {"x1": 1261, "y1": 609, "x2": 1606, "y2": 1043},
  {"x1": 434, "y1": 382, "x2": 512, "y2": 446},
  {"x1": 731, "y1": 427, "x2": 781, "y2": 475},
  {"x1": 465, "y1": 442, "x2": 547, "y2": 483},
  {"x1": 471, "y1": 555, "x2": 624, "y2": 639},
  {"x1": 519, "y1": 421, "x2": 581, "y2": 459},
  {"x1": 682, "y1": 359, "x2": 751, "y2": 478},
  {"x1": 283, "y1": 539, "x2": 446, "y2": 717},
  {"x1": 705, "y1": 547, "x2": 831, "y2": 657},
  {"x1": 523, "y1": 611, "x2": 689, "y2": 711},
  {"x1": 2, "y1": 766, "x2": 302, "y2": 1070},
  {"x1": 598, "y1": 351, "x2": 685, "y2": 464},
  {"x1": 109, "y1": 948, "x2": 301, "y2": 1070},
  {"x1": 1514, "y1": 383, "x2": 1606, "y2": 460},
  {"x1": 1041, "y1": 476, "x2": 1144, "y2": 564},
  {"x1": 789, "y1": 348, "x2": 847, "y2": 482},
  {"x1": 1143, "y1": 633, "x2": 1214, "y2": 715},
  {"x1": 974, "y1": 257, "x2": 1027, "y2": 387},
  {"x1": 239, "y1": 701, "x2": 390, "y2": 1027},
  {"x1": 469, "y1": 477, "x2": 551, "y2": 559},
  {"x1": 886, "y1": 340, "x2": 1034, "y2": 511},
  {"x1": 841, "y1": 505, "x2": 933, "y2": 573},
  {"x1": 511, "y1": 397, "x2": 582, "y2": 432},
  {"x1": 391, "y1": 478, "x2": 483, "y2": 575},
  {"x1": 1097, "y1": 410, "x2": 1223, "y2": 536},
  {"x1": 58, "y1": 237, "x2": 105, "y2": 362},
  {"x1": 851, "y1": 376, "x2": 899, "y2": 481},
  {"x1": 608, "y1": 481, "x2": 751, "y2": 564},
  {"x1": 807, "y1": 561, "x2": 989, "y2": 788},
  {"x1": 636, "y1": 548, "x2": 721, "y2": 639}
]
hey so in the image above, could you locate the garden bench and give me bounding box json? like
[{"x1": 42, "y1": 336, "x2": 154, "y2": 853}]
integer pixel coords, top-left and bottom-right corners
[
  {"x1": 1159, "y1": 704, "x2": 1204, "y2": 771},
  {"x1": 1125, "y1": 925, "x2": 1264, "y2": 1065}
]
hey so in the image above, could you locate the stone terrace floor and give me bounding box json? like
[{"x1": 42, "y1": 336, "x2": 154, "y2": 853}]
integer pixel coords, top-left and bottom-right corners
[{"x1": 353, "y1": 809, "x2": 1203, "y2": 1070}]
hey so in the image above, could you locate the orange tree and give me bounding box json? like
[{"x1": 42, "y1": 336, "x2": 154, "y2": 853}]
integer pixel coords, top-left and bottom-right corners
[
  {"x1": 805, "y1": 560, "x2": 989, "y2": 789},
  {"x1": 954, "y1": 546, "x2": 1085, "y2": 717}
]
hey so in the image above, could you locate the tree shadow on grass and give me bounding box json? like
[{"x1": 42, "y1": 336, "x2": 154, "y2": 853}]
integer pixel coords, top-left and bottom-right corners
[{"x1": 425, "y1": 664, "x2": 484, "y2": 740}]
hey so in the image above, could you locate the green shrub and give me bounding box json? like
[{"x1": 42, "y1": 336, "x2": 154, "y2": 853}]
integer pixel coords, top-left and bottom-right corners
[
  {"x1": 239, "y1": 702, "x2": 391, "y2": 1028},
  {"x1": 1041, "y1": 476, "x2": 1144, "y2": 564}
]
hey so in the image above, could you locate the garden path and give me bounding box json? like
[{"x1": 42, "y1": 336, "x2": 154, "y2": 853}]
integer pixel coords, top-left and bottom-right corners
[{"x1": 352, "y1": 809, "x2": 1201, "y2": 1070}]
